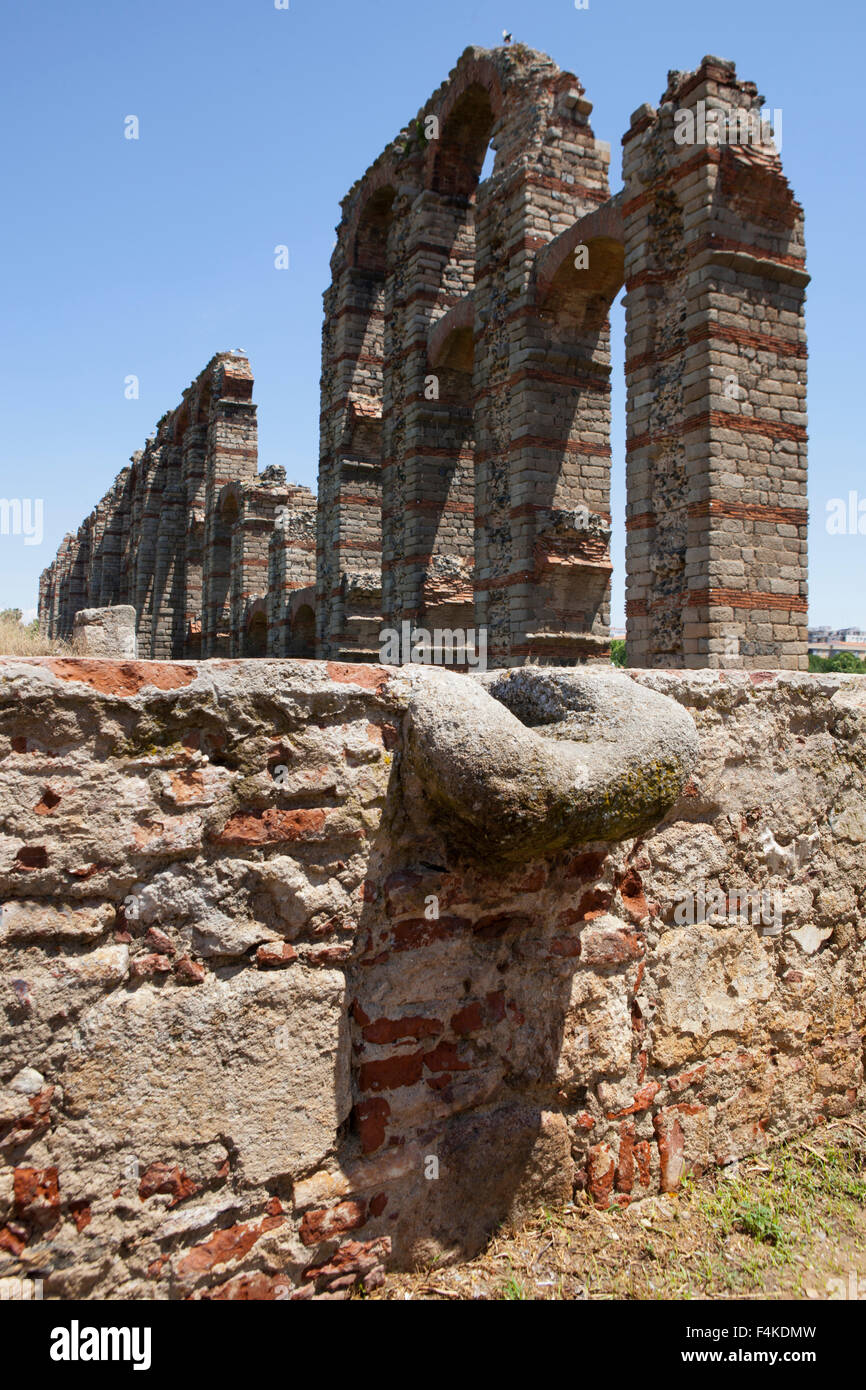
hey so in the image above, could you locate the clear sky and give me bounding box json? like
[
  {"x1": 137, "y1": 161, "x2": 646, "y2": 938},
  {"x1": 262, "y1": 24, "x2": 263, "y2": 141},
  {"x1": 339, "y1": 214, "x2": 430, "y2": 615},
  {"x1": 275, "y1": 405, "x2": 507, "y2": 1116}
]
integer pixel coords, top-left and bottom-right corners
[{"x1": 1, "y1": 0, "x2": 863, "y2": 628}]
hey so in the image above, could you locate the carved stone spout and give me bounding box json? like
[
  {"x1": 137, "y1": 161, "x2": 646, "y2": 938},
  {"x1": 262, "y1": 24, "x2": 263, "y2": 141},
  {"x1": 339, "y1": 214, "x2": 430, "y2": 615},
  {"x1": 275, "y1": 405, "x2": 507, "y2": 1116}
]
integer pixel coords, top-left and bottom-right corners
[{"x1": 403, "y1": 666, "x2": 698, "y2": 862}]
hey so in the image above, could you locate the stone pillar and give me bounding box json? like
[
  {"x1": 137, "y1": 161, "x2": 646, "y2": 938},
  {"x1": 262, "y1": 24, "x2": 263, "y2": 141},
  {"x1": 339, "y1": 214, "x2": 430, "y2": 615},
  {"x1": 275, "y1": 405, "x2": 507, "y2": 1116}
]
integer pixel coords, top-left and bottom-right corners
[
  {"x1": 181, "y1": 422, "x2": 208, "y2": 658},
  {"x1": 151, "y1": 439, "x2": 185, "y2": 660},
  {"x1": 72, "y1": 605, "x2": 137, "y2": 657},
  {"x1": 472, "y1": 76, "x2": 613, "y2": 666},
  {"x1": 623, "y1": 57, "x2": 808, "y2": 670},
  {"x1": 268, "y1": 481, "x2": 316, "y2": 655},
  {"x1": 131, "y1": 439, "x2": 160, "y2": 657},
  {"x1": 317, "y1": 183, "x2": 396, "y2": 661},
  {"x1": 201, "y1": 355, "x2": 259, "y2": 656}
]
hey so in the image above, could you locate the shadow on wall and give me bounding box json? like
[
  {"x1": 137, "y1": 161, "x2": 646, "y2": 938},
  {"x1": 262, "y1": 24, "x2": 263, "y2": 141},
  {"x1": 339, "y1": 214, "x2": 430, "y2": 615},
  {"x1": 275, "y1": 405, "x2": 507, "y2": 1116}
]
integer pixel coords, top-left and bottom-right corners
[
  {"x1": 289, "y1": 604, "x2": 316, "y2": 659},
  {"x1": 330, "y1": 666, "x2": 698, "y2": 1266}
]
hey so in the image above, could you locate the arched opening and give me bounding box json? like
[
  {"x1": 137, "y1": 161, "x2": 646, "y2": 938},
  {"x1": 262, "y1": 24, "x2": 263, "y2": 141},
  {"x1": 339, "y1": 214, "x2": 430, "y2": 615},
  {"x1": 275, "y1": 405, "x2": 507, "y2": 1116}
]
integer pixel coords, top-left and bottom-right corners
[
  {"x1": 424, "y1": 82, "x2": 497, "y2": 305},
  {"x1": 521, "y1": 212, "x2": 627, "y2": 662},
  {"x1": 245, "y1": 604, "x2": 268, "y2": 658},
  {"x1": 290, "y1": 603, "x2": 316, "y2": 658},
  {"x1": 431, "y1": 83, "x2": 496, "y2": 197},
  {"x1": 539, "y1": 235, "x2": 625, "y2": 335},
  {"x1": 220, "y1": 492, "x2": 239, "y2": 528},
  {"x1": 353, "y1": 186, "x2": 396, "y2": 273},
  {"x1": 207, "y1": 487, "x2": 240, "y2": 655}
]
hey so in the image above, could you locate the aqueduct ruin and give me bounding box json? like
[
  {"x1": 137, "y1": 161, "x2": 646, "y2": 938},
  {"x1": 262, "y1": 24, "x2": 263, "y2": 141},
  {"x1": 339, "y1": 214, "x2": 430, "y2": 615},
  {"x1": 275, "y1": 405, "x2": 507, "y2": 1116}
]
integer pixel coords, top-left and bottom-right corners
[
  {"x1": 40, "y1": 45, "x2": 808, "y2": 671},
  {"x1": 8, "y1": 50, "x2": 865, "y2": 1307}
]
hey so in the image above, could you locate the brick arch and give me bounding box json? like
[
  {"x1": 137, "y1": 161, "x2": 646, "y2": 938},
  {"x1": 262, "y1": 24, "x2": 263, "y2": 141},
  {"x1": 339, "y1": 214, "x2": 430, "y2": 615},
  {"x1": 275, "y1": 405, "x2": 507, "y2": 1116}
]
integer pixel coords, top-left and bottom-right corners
[
  {"x1": 428, "y1": 296, "x2": 474, "y2": 370},
  {"x1": 344, "y1": 58, "x2": 508, "y2": 236},
  {"x1": 244, "y1": 597, "x2": 268, "y2": 658},
  {"x1": 539, "y1": 235, "x2": 625, "y2": 333},
  {"x1": 535, "y1": 200, "x2": 625, "y2": 309},
  {"x1": 218, "y1": 482, "x2": 241, "y2": 525},
  {"x1": 345, "y1": 163, "x2": 401, "y2": 269},
  {"x1": 426, "y1": 65, "x2": 503, "y2": 196}
]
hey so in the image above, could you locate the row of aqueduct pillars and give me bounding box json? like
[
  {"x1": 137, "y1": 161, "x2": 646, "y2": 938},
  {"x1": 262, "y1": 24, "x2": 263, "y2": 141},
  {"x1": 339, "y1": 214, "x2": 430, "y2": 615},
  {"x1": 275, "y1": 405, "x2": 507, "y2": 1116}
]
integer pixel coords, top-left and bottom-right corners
[{"x1": 316, "y1": 51, "x2": 808, "y2": 671}]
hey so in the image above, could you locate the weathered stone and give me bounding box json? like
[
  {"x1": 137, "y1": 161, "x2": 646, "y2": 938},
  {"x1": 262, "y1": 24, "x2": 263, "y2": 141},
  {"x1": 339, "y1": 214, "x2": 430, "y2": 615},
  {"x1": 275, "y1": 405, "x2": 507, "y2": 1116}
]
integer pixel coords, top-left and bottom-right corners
[
  {"x1": 651, "y1": 927, "x2": 776, "y2": 1068},
  {"x1": 39, "y1": 48, "x2": 807, "y2": 675},
  {"x1": 72, "y1": 606, "x2": 137, "y2": 658},
  {"x1": 0, "y1": 656, "x2": 861, "y2": 1298},
  {"x1": 57, "y1": 966, "x2": 351, "y2": 1186},
  {"x1": 405, "y1": 665, "x2": 698, "y2": 861}
]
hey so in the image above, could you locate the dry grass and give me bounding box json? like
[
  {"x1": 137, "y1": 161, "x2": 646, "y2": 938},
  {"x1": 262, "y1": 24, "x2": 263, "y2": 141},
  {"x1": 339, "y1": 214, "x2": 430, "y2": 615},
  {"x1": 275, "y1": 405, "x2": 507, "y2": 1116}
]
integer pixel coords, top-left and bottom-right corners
[
  {"x1": 365, "y1": 1121, "x2": 866, "y2": 1301},
  {"x1": 0, "y1": 617, "x2": 73, "y2": 656}
]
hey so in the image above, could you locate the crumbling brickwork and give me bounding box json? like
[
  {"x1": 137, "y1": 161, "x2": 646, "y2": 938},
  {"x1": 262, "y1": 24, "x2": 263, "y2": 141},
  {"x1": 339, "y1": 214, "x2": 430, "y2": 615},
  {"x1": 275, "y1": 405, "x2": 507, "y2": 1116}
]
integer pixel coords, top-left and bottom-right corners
[
  {"x1": 41, "y1": 46, "x2": 808, "y2": 671},
  {"x1": 0, "y1": 659, "x2": 862, "y2": 1296}
]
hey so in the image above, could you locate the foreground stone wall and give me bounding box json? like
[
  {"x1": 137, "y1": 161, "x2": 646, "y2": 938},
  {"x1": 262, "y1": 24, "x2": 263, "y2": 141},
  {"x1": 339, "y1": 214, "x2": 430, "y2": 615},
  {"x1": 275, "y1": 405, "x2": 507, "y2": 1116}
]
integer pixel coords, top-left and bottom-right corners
[{"x1": 0, "y1": 659, "x2": 862, "y2": 1298}]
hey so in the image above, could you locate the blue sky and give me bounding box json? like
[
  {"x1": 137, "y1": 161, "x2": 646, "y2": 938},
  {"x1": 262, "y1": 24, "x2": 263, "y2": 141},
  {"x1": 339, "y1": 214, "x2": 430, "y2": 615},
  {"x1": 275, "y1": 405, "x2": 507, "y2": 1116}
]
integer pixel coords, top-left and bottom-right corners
[{"x1": 1, "y1": 0, "x2": 863, "y2": 628}]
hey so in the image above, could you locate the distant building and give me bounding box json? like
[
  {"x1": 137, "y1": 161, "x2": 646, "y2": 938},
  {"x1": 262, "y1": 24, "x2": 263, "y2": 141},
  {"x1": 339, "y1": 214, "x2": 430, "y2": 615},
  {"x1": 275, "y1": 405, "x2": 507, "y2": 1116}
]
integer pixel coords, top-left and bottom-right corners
[{"x1": 808, "y1": 626, "x2": 866, "y2": 660}]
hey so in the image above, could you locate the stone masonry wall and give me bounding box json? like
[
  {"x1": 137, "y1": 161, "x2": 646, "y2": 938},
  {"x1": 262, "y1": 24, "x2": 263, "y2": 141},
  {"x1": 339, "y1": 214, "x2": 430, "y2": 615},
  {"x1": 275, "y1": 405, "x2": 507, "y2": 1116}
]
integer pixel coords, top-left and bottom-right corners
[
  {"x1": 319, "y1": 45, "x2": 618, "y2": 665},
  {"x1": 1, "y1": 659, "x2": 862, "y2": 1298},
  {"x1": 317, "y1": 45, "x2": 808, "y2": 670},
  {"x1": 623, "y1": 59, "x2": 809, "y2": 669}
]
